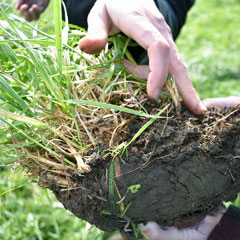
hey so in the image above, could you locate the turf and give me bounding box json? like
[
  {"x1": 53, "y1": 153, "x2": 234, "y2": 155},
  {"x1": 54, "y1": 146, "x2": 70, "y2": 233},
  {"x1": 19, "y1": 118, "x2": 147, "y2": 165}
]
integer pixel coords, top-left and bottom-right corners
[{"x1": 0, "y1": 0, "x2": 240, "y2": 239}]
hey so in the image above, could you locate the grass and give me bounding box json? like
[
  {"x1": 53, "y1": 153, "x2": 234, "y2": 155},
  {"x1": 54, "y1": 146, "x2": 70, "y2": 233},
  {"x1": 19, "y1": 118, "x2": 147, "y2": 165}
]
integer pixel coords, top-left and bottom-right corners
[
  {"x1": 0, "y1": 0, "x2": 240, "y2": 239},
  {"x1": 177, "y1": 0, "x2": 240, "y2": 98},
  {"x1": 0, "y1": 169, "x2": 104, "y2": 240},
  {"x1": 0, "y1": 1, "x2": 166, "y2": 239},
  {"x1": 0, "y1": 1, "x2": 128, "y2": 239},
  {"x1": 0, "y1": 0, "x2": 164, "y2": 184}
]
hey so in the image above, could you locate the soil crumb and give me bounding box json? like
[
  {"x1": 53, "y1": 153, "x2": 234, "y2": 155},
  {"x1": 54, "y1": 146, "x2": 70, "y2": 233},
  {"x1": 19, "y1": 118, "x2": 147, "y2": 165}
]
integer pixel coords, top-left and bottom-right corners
[{"x1": 50, "y1": 106, "x2": 240, "y2": 239}]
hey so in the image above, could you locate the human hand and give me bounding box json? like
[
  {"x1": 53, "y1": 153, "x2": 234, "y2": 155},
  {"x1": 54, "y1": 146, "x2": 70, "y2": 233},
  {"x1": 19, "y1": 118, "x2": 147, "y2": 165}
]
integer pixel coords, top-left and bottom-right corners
[
  {"x1": 79, "y1": 0, "x2": 206, "y2": 115},
  {"x1": 16, "y1": 0, "x2": 50, "y2": 21},
  {"x1": 139, "y1": 208, "x2": 226, "y2": 240},
  {"x1": 202, "y1": 96, "x2": 240, "y2": 108}
]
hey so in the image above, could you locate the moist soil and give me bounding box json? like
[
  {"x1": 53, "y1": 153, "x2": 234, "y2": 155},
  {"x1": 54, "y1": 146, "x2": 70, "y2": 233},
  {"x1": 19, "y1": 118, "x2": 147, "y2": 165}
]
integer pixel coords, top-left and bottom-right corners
[{"x1": 50, "y1": 105, "x2": 240, "y2": 239}]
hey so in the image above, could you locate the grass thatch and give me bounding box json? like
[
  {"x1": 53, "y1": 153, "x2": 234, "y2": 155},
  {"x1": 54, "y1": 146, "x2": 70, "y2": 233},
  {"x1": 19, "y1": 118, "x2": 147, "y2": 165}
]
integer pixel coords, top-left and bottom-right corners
[{"x1": 0, "y1": 3, "x2": 174, "y2": 189}]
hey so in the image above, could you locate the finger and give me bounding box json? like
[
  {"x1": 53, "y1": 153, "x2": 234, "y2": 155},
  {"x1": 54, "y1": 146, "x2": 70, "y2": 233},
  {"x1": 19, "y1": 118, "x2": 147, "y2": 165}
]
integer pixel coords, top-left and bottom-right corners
[
  {"x1": 29, "y1": 4, "x2": 41, "y2": 20},
  {"x1": 147, "y1": 38, "x2": 170, "y2": 100},
  {"x1": 24, "y1": 9, "x2": 36, "y2": 22},
  {"x1": 139, "y1": 222, "x2": 179, "y2": 240},
  {"x1": 19, "y1": 4, "x2": 29, "y2": 15},
  {"x1": 209, "y1": 207, "x2": 226, "y2": 217},
  {"x1": 122, "y1": 20, "x2": 170, "y2": 100},
  {"x1": 150, "y1": 16, "x2": 206, "y2": 115},
  {"x1": 122, "y1": 59, "x2": 150, "y2": 79},
  {"x1": 38, "y1": 0, "x2": 50, "y2": 13},
  {"x1": 139, "y1": 222, "x2": 163, "y2": 240},
  {"x1": 197, "y1": 211, "x2": 224, "y2": 236},
  {"x1": 161, "y1": 42, "x2": 206, "y2": 114},
  {"x1": 23, "y1": 12, "x2": 32, "y2": 22},
  {"x1": 170, "y1": 59, "x2": 207, "y2": 115},
  {"x1": 166, "y1": 45, "x2": 206, "y2": 115},
  {"x1": 197, "y1": 216, "x2": 220, "y2": 236},
  {"x1": 79, "y1": 0, "x2": 111, "y2": 54},
  {"x1": 202, "y1": 96, "x2": 240, "y2": 108},
  {"x1": 16, "y1": 0, "x2": 26, "y2": 10}
]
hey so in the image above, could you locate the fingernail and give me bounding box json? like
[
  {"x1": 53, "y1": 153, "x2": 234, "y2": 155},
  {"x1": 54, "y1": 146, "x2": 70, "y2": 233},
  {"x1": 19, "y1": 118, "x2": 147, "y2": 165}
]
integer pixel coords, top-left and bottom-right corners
[
  {"x1": 200, "y1": 101, "x2": 207, "y2": 112},
  {"x1": 153, "y1": 88, "x2": 161, "y2": 101}
]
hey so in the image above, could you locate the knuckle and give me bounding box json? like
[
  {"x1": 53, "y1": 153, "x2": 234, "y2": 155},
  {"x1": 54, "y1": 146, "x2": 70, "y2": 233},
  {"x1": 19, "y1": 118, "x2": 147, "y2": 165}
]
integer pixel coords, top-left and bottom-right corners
[
  {"x1": 177, "y1": 61, "x2": 187, "y2": 72},
  {"x1": 174, "y1": 62, "x2": 187, "y2": 73},
  {"x1": 154, "y1": 39, "x2": 170, "y2": 52},
  {"x1": 171, "y1": 52, "x2": 187, "y2": 71},
  {"x1": 166, "y1": 25, "x2": 172, "y2": 34},
  {"x1": 142, "y1": 29, "x2": 154, "y2": 38},
  {"x1": 153, "y1": 15, "x2": 171, "y2": 31},
  {"x1": 154, "y1": 15, "x2": 165, "y2": 25}
]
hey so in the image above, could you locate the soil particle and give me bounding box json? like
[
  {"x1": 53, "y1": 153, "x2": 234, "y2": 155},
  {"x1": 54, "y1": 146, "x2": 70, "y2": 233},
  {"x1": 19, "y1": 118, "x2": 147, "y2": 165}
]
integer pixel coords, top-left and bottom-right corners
[{"x1": 52, "y1": 106, "x2": 240, "y2": 239}]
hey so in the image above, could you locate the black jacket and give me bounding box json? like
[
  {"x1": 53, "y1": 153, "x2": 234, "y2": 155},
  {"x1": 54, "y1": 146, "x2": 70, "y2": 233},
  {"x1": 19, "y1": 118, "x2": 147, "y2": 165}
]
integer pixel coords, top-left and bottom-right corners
[{"x1": 62, "y1": 0, "x2": 195, "y2": 39}]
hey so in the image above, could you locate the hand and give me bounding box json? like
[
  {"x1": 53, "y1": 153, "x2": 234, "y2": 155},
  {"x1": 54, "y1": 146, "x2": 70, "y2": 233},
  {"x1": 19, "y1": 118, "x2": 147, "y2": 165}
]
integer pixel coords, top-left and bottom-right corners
[
  {"x1": 79, "y1": 0, "x2": 207, "y2": 115},
  {"x1": 138, "y1": 96, "x2": 240, "y2": 240},
  {"x1": 202, "y1": 96, "x2": 240, "y2": 108},
  {"x1": 139, "y1": 208, "x2": 226, "y2": 240},
  {"x1": 16, "y1": 0, "x2": 50, "y2": 21}
]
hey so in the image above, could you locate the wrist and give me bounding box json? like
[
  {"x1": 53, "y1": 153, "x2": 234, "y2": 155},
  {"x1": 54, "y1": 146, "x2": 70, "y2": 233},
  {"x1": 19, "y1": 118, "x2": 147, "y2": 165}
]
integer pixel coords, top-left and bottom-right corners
[{"x1": 208, "y1": 206, "x2": 240, "y2": 240}]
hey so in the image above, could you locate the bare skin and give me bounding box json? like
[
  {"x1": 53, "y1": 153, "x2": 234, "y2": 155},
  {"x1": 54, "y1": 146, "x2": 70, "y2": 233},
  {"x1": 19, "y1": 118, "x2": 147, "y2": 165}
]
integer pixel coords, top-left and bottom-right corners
[
  {"x1": 16, "y1": 0, "x2": 50, "y2": 21},
  {"x1": 202, "y1": 96, "x2": 240, "y2": 108},
  {"x1": 123, "y1": 59, "x2": 240, "y2": 109},
  {"x1": 16, "y1": 0, "x2": 240, "y2": 114},
  {"x1": 15, "y1": 2, "x2": 240, "y2": 238},
  {"x1": 139, "y1": 96, "x2": 240, "y2": 240},
  {"x1": 79, "y1": 0, "x2": 207, "y2": 115},
  {"x1": 139, "y1": 208, "x2": 226, "y2": 240}
]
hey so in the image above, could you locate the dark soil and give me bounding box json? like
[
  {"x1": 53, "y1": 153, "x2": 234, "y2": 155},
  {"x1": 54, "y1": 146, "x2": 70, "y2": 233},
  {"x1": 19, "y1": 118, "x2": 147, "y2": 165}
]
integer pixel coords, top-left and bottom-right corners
[{"x1": 51, "y1": 106, "x2": 240, "y2": 239}]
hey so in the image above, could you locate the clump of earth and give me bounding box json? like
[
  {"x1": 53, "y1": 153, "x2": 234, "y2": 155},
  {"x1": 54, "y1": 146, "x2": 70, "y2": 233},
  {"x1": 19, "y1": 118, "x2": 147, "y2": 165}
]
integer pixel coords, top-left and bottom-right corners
[{"x1": 46, "y1": 105, "x2": 240, "y2": 239}]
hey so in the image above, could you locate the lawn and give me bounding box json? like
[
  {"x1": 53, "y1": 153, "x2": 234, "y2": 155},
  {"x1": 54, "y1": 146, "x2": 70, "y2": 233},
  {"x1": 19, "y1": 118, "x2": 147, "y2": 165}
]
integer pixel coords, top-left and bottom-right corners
[
  {"x1": 177, "y1": 0, "x2": 240, "y2": 98},
  {"x1": 0, "y1": 0, "x2": 239, "y2": 239}
]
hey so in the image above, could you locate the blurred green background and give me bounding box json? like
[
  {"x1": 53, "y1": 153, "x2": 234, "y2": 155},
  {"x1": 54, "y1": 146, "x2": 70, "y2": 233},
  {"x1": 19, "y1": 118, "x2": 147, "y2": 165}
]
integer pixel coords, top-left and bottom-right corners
[{"x1": 0, "y1": 0, "x2": 240, "y2": 239}]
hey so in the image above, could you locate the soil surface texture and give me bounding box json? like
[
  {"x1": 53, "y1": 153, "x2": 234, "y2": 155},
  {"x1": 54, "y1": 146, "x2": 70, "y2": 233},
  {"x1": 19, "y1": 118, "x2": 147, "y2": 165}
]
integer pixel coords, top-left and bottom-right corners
[{"x1": 51, "y1": 106, "x2": 240, "y2": 239}]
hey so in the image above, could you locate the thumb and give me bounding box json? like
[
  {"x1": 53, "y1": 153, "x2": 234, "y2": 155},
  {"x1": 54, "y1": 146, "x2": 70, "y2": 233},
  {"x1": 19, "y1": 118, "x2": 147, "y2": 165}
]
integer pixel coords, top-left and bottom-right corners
[
  {"x1": 122, "y1": 59, "x2": 150, "y2": 80},
  {"x1": 202, "y1": 96, "x2": 240, "y2": 108},
  {"x1": 79, "y1": 0, "x2": 110, "y2": 54}
]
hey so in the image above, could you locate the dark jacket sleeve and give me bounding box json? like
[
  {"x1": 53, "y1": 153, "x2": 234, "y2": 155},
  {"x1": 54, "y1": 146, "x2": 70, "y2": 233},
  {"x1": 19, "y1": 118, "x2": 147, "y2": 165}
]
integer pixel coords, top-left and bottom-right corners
[
  {"x1": 63, "y1": 0, "x2": 194, "y2": 39},
  {"x1": 208, "y1": 206, "x2": 240, "y2": 240},
  {"x1": 154, "y1": 0, "x2": 195, "y2": 39},
  {"x1": 167, "y1": 0, "x2": 195, "y2": 25},
  {"x1": 62, "y1": 0, "x2": 195, "y2": 64},
  {"x1": 62, "y1": 0, "x2": 96, "y2": 29}
]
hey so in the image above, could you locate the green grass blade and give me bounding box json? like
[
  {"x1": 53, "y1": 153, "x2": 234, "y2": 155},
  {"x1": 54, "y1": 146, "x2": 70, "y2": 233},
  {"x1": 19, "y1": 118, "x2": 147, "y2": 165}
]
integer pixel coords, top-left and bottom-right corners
[
  {"x1": 67, "y1": 99, "x2": 156, "y2": 118},
  {"x1": 0, "y1": 75, "x2": 34, "y2": 116},
  {"x1": 0, "y1": 181, "x2": 31, "y2": 197},
  {"x1": 0, "y1": 116, "x2": 59, "y2": 159},
  {"x1": 0, "y1": 109, "x2": 47, "y2": 128},
  {"x1": 124, "y1": 104, "x2": 169, "y2": 149},
  {"x1": 0, "y1": 8, "x2": 65, "y2": 102},
  {"x1": 120, "y1": 202, "x2": 132, "y2": 217},
  {"x1": 0, "y1": 41, "x2": 17, "y2": 61},
  {"x1": 53, "y1": 0, "x2": 63, "y2": 81},
  {"x1": 0, "y1": 39, "x2": 56, "y2": 46},
  {"x1": 102, "y1": 63, "x2": 115, "y2": 102}
]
